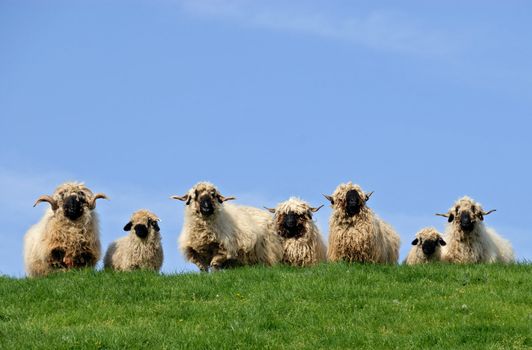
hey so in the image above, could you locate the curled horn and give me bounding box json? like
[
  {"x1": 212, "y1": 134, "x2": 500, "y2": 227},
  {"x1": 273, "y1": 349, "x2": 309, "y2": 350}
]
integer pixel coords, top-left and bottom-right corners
[
  {"x1": 365, "y1": 191, "x2": 374, "y2": 201},
  {"x1": 310, "y1": 204, "x2": 324, "y2": 213},
  {"x1": 264, "y1": 207, "x2": 276, "y2": 214},
  {"x1": 89, "y1": 193, "x2": 108, "y2": 209},
  {"x1": 482, "y1": 209, "x2": 496, "y2": 216},
  {"x1": 435, "y1": 213, "x2": 450, "y2": 218},
  {"x1": 33, "y1": 195, "x2": 58, "y2": 210}
]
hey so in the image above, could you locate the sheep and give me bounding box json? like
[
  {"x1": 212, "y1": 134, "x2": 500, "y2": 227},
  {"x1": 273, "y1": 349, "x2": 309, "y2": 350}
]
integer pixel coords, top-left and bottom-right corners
[
  {"x1": 324, "y1": 182, "x2": 400, "y2": 264},
  {"x1": 436, "y1": 196, "x2": 515, "y2": 263},
  {"x1": 104, "y1": 210, "x2": 163, "y2": 272},
  {"x1": 23, "y1": 182, "x2": 108, "y2": 277},
  {"x1": 404, "y1": 227, "x2": 446, "y2": 265},
  {"x1": 171, "y1": 182, "x2": 283, "y2": 271},
  {"x1": 265, "y1": 197, "x2": 327, "y2": 266}
]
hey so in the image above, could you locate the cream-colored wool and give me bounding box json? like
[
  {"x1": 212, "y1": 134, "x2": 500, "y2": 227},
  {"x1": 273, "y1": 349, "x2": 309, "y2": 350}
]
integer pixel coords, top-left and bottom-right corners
[
  {"x1": 104, "y1": 210, "x2": 163, "y2": 272},
  {"x1": 326, "y1": 182, "x2": 400, "y2": 264},
  {"x1": 268, "y1": 197, "x2": 327, "y2": 267},
  {"x1": 439, "y1": 196, "x2": 514, "y2": 263},
  {"x1": 405, "y1": 227, "x2": 445, "y2": 265},
  {"x1": 23, "y1": 182, "x2": 107, "y2": 277},
  {"x1": 173, "y1": 182, "x2": 283, "y2": 271}
]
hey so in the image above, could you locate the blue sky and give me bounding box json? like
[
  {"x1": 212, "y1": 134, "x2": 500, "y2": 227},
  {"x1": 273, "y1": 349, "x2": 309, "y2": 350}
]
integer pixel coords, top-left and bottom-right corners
[{"x1": 1, "y1": 0, "x2": 531, "y2": 277}]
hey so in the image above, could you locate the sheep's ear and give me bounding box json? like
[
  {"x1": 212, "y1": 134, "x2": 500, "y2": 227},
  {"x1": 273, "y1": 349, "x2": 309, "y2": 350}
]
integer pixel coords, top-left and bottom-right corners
[
  {"x1": 323, "y1": 194, "x2": 334, "y2": 205},
  {"x1": 171, "y1": 194, "x2": 191, "y2": 205},
  {"x1": 123, "y1": 222, "x2": 133, "y2": 231},
  {"x1": 365, "y1": 191, "x2": 374, "y2": 202},
  {"x1": 150, "y1": 219, "x2": 160, "y2": 232},
  {"x1": 438, "y1": 237, "x2": 447, "y2": 246},
  {"x1": 218, "y1": 195, "x2": 236, "y2": 203},
  {"x1": 411, "y1": 238, "x2": 419, "y2": 246},
  {"x1": 310, "y1": 205, "x2": 324, "y2": 213},
  {"x1": 264, "y1": 207, "x2": 276, "y2": 214}
]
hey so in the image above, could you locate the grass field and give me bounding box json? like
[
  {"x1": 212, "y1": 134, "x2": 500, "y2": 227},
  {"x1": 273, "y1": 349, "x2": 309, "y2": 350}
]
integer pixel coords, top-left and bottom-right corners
[{"x1": 0, "y1": 263, "x2": 530, "y2": 349}]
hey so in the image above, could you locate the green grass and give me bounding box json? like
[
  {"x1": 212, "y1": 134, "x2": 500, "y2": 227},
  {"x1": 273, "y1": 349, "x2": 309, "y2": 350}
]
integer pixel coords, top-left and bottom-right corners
[{"x1": 0, "y1": 264, "x2": 530, "y2": 349}]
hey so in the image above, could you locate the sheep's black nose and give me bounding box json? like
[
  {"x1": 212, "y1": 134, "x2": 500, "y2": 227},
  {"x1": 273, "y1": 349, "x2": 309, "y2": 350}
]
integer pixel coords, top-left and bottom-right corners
[
  {"x1": 345, "y1": 190, "x2": 362, "y2": 216},
  {"x1": 134, "y1": 224, "x2": 149, "y2": 239},
  {"x1": 460, "y1": 212, "x2": 474, "y2": 232},
  {"x1": 283, "y1": 213, "x2": 298, "y2": 229},
  {"x1": 199, "y1": 196, "x2": 214, "y2": 216},
  {"x1": 63, "y1": 195, "x2": 84, "y2": 220},
  {"x1": 422, "y1": 240, "x2": 437, "y2": 256}
]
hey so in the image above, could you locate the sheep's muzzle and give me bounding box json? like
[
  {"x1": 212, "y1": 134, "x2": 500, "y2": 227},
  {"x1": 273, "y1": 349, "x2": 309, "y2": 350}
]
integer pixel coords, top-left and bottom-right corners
[
  {"x1": 460, "y1": 212, "x2": 474, "y2": 232},
  {"x1": 345, "y1": 189, "x2": 362, "y2": 217},
  {"x1": 134, "y1": 224, "x2": 149, "y2": 239},
  {"x1": 421, "y1": 240, "x2": 438, "y2": 256},
  {"x1": 199, "y1": 195, "x2": 215, "y2": 216},
  {"x1": 63, "y1": 195, "x2": 85, "y2": 220}
]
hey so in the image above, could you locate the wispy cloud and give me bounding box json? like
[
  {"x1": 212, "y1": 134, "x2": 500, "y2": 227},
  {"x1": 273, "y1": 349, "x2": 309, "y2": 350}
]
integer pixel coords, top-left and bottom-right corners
[{"x1": 177, "y1": 0, "x2": 455, "y2": 57}]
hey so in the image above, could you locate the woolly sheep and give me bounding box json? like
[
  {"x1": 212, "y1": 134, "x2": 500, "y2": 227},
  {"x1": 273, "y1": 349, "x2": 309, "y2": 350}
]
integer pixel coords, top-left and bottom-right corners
[
  {"x1": 324, "y1": 182, "x2": 400, "y2": 264},
  {"x1": 265, "y1": 197, "x2": 327, "y2": 266},
  {"x1": 405, "y1": 227, "x2": 446, "y2": 265},
  {"x1": 436, "y1": 196, "x2": 515, "y2": 263},
  {"x1": 23, "y1": 182, "x2": 108, "y2": 277},
  {"x1": 171, "y1": 182, "x2": 283, "y2": 271},
  {"x1": 104, "y1": 209, "x2": 163, "y2": 272}
]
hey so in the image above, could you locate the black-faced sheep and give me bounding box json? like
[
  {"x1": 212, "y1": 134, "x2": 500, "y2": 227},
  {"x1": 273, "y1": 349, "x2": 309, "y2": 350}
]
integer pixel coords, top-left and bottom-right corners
[
  {"x1": 405, "y1": 227, "x2": 446, "y2": 265},
  {"x1": 436, "y1": 196, "x2": 515, "y2": 263},
  {"x1": 104, "y1": 209, "x2": 163, "y2": 272},
  {"x1": 324, "y1": 182, "x2": 400, "y2": 263},
  {"x1": 266, "y1": 197, "x2": 326, "y2": 266},
  {"x1": 24, "y1": 182, "x2": 108, "y2": 277},
  {"x1": 171, "y1": 182, "x2": 283, "y2": 271}
]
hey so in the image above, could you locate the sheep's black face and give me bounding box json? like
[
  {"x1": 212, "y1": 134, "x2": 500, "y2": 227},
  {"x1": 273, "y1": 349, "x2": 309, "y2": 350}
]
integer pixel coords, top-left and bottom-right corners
[
  {"x1": 134, "y1": 224, "x2": 149, "y2": 239},
  {"x1": 345, "y1": 190, "x2": 363, "y2": 217},
  {"x1": 280, "y1": 211, "x2": 305, "y2": 239},
  {"x1": 63, "y1": 195, "x2": 85, "y2": 221},
  {"x1": 422, "y1": 240, "x2": 438, "y2": 256},
  {"x1": 199, "y1": 195, "x2": 215, "y2": 217},
  {"x1": 460, "y1": 211, "x2": 474, "y2": 232}
]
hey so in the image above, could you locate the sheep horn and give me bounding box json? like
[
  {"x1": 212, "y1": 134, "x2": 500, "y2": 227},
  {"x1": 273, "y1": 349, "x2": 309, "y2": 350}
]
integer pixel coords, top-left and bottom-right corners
[
  {"x1": 264, "y1": 207, "x2": 276, "y2": 214},
  {"x1": 365, "y1": 191, "x2": 374, "y2": 201},
  {"x1": 310, "y1": 205, "x2": 324, "y2": 213},
  {"x1": 323, "y1": 194, "x2": 334, "y2": 204},
  {"x1": 89, "y1": 193, "x2": 108, "y2": 209},
  {"x1": 482, "y1": 209, "x2": 496, "y2": 216},
  {"x1": 170, "y1": 195, "x2": 189, "y2": 201},
  {"x1": 435, "y1": 213, "x2": 450, "y2": 218},
  {"x1": 219, "y1": 195, "x2": 236, "y2": 202},
  {"x1": 33, "y1": 195, "x2": 58, "y2": 210}
]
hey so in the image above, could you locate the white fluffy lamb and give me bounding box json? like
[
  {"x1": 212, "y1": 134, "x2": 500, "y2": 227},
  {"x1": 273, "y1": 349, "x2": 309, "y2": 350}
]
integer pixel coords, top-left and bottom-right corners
[
  {"x1": 436, "y1": 196, "x2": 515, "y2": 263},
  {"x1": 171, "y1": 182, "x2": 283, "y2": 271},
  {"x1": 325, "y1": 182, "x2": 400, "y2": 264},
  {"x1": 24, "y1": 182, "x2": 108, "y2": 277},
  {"x1": 104, "y1": 209, "x2": 163, "y2": 272},
  {"x1": 405, "y1": 227, "x2": 446, "y2": 265},
  {"x1": 266, "y1": 197, "x2": 327, "y2": 266}
]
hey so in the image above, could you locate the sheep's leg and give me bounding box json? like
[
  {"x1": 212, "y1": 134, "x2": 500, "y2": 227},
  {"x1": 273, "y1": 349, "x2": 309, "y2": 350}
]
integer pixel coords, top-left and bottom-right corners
[
  {"x1": 48, "y1": 248, "x2": 67, "y2": 269},
  {"x1": 184, "y1": 247, "x2": 209, "y2": 272},
  {"x1": 72, "y1": 252, "x2": 96, "y2": 268}
]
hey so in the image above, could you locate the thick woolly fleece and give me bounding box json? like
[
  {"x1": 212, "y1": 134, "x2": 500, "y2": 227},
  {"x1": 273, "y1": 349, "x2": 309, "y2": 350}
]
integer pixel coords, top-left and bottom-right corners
[
  {"x1": 104, "y1": 209, "x2": 163, "y2": 272},
  {"x1": 441, "y1": 196, "x2": 514, "y2": 263},
  {"x1": 178, "y1": 182, "x2": 283, "y2": 271},
  {"x1": 327, "y1": 182, "x2": 400, "y2": 264}
]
